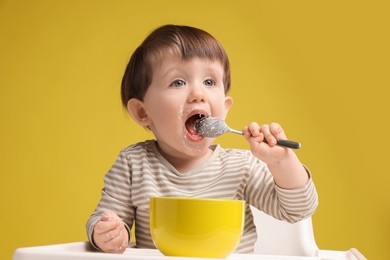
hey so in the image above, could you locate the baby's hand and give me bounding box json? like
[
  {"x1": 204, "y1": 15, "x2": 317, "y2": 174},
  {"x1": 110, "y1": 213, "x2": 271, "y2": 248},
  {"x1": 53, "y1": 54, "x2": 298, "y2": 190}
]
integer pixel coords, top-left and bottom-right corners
[
  {"x1": 93, "y1": 210, "x2": 129, "y2": 253},
  {"x1": 243, "y1": 122, "x2": 291, "y2": 164}
]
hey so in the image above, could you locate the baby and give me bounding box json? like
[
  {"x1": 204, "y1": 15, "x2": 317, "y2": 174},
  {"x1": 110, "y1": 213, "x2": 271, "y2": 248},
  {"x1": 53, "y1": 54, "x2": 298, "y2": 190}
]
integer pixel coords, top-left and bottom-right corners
[{"x1": 86, "y1": 24, "x2": 318, "y2": 254}]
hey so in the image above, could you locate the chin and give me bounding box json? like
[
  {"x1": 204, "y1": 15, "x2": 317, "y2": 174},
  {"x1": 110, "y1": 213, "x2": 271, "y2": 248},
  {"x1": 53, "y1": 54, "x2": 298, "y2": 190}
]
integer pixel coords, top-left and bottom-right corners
[{"x1": 181, "y1": 136, "x2": 213, "y2": 155}]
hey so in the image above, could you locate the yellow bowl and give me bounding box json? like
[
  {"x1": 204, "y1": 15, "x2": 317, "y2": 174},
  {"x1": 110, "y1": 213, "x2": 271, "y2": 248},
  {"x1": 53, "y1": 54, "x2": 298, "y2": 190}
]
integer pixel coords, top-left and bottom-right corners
[{"x1": 149, "y1": 197, "x2": 245, "y2": 258}]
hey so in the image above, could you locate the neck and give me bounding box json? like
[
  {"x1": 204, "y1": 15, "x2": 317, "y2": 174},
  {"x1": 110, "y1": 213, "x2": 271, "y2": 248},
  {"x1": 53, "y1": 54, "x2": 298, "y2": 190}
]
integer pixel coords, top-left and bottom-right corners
[{"x1": 155, "y1": 143, "x2": 214, "y2": 173}]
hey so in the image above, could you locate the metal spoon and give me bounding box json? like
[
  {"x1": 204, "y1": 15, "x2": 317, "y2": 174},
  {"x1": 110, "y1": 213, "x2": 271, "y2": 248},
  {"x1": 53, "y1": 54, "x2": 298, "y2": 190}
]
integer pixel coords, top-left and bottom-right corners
[{"x1": 195, "y1": 117, "x2": 301, "y2": 149}]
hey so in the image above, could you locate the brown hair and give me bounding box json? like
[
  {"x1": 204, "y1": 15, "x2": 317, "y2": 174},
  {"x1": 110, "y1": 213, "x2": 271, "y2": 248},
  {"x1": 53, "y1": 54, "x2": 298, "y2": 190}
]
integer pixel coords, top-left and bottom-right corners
[{"x1": 121, "y1": 24, "x2": 231, "y2": 107}]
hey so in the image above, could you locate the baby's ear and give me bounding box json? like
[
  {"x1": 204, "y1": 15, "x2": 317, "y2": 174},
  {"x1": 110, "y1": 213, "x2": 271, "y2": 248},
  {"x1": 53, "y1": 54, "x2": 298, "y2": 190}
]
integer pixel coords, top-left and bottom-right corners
[
  {"x1": 127, "y1": 99, "x2": 151, "y2": 126},
  {"x1": 225, "y1": 96, "x2": 233, "y2": 111}
]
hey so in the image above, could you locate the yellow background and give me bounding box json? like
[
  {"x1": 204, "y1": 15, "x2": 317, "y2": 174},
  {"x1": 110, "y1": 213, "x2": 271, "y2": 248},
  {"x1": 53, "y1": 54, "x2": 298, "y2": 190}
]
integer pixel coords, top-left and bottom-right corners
[{"x1": 1, "y1": 0, "x2": 389, "y2": 259}]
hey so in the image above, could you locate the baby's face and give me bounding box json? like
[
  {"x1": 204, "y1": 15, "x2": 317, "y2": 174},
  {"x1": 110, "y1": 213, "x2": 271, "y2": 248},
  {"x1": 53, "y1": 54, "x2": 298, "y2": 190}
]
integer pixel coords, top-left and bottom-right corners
[{"x1": 142, "y1": 53, "x2": 232, "y2": 162}]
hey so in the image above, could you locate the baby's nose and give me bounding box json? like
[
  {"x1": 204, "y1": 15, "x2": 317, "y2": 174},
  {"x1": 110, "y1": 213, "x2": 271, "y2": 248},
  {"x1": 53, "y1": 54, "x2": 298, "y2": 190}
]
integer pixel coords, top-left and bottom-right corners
[{"x1": 188, "y1": 85, "x2": 206, "y2": 103}]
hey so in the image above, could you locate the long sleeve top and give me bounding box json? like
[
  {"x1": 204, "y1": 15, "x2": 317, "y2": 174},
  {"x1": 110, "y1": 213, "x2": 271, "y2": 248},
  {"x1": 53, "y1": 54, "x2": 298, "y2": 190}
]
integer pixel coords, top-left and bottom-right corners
[{"x1": 86, "y1": 140, "x2": 318, "y2": 253}]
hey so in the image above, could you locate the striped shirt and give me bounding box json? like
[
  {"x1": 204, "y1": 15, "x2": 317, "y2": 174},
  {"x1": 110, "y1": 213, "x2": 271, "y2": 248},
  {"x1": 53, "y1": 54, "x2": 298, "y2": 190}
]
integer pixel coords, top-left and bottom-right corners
[{"x1": 86, "y1": 140, "x2": 318, "y2": 253}]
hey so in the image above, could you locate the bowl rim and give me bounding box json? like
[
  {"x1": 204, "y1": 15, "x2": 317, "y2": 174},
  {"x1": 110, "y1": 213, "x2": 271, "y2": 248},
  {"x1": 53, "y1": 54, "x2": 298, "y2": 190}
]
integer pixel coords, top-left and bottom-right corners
[{"x1": 149, "y1": 196, "x2": 245, "y2": 204}]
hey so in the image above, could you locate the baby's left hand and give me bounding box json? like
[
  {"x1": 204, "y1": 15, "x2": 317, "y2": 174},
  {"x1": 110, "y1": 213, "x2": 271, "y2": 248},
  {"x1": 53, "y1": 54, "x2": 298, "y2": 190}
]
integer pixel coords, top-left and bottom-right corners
[
  {"x1": 242, "y1": 122, "x2": 292, "y2": 165},
  {"x1": 93, "y1": 210, "x2": 129, "y2": 253}
]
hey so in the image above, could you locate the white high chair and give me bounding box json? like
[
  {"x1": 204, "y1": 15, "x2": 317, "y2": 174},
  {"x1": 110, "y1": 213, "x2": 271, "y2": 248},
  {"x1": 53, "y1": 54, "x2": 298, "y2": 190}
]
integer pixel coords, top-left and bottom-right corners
[
  {"x1": 12, "y1": 207, "x2": 366, "y2": 260},
  {"x1": 251, "y1": 206, "x2": 366, "y2": 259}
]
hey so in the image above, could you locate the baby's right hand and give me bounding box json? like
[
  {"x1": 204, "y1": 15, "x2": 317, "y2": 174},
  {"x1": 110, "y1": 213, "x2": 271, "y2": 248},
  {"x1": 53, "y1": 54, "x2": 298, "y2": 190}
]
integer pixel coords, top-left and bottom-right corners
[{"x1": 92, "y1": 210, "x2": 129, "y2": 254}]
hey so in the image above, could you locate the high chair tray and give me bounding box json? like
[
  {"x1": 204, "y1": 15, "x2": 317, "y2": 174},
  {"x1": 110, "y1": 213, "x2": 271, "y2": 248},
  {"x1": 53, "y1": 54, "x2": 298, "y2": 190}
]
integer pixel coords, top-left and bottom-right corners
[{"x1": 13, "y1": 242, "x2": 365, "y2": 260}]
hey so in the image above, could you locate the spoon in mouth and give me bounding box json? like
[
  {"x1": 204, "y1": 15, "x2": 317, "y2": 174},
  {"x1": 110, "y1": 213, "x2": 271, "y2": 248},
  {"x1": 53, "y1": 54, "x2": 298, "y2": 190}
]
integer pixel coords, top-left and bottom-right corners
[{"x1": 195, "y1": 117, "x2": 301, "y2": 149}]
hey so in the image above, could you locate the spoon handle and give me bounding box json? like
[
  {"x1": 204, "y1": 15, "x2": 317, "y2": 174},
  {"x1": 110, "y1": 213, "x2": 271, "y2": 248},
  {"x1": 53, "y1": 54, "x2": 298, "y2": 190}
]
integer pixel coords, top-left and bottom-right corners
[
  {"x1": 228, "y1": 128, "x2": 244, "y2": 135},
  {"x1": 228, "y1": 128, "x2": 301, "y2": 149},
  {"x1": 274, "y1": 139, "x2": 301, "y2": 149}
]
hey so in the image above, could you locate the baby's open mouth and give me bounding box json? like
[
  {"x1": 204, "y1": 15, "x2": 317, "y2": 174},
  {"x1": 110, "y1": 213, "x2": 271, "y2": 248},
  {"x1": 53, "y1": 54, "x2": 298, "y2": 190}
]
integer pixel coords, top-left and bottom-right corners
[{"x1": 185, "y1": 114, "x2": 206, "y2": 136}]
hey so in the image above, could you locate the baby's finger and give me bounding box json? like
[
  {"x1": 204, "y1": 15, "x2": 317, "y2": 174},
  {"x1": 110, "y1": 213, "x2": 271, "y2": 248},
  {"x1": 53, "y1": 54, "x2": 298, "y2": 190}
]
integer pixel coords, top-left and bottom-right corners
[
  {"x1": 247, "y1": 122, "x2": 261, "y2": 137},
  {"x1": 243, "y1": 124, "x2": 264, "y2": 143},
  {"x1": 103, "y1": 229, "x2": 128, "y2": 254},
  {"x1": 242, "y1": 126, "x2": 251, "y2": 139},
  {"x1": 94, "y1": 219, "x2": 121, "y2": 235},
  {"x1": 260, "y1": 124, "x2": 277, "y2": 146},
  {"x1": 94, "y1": 225, "x2": 121, "y2": 246},
  {"x1": 104, "y1": 225, "x2": 122, "y2": 242},
  {"x1": 269, "y1": 122, "x2": 286, "y2": 140}
]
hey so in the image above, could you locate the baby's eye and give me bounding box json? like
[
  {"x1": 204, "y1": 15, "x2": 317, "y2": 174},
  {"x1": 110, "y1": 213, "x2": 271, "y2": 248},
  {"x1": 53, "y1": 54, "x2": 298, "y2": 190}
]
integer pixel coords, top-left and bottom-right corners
[
  {"x1": 170, "y1": 79, "x2": 186, "y2": 88},
  {"x1": 203, "y1": 79, "x2": 216, "y2": 87}
]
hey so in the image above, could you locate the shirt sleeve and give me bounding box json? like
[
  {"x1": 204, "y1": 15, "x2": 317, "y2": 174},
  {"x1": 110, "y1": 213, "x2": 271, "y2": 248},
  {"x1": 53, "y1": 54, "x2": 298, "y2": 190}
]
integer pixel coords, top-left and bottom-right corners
[
  {"x1": 86, "y1": 150, "x2": 135, "y2": 249},
  {"x1": 245, "y1": 159, "x2": 318, "y2": 223}
]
